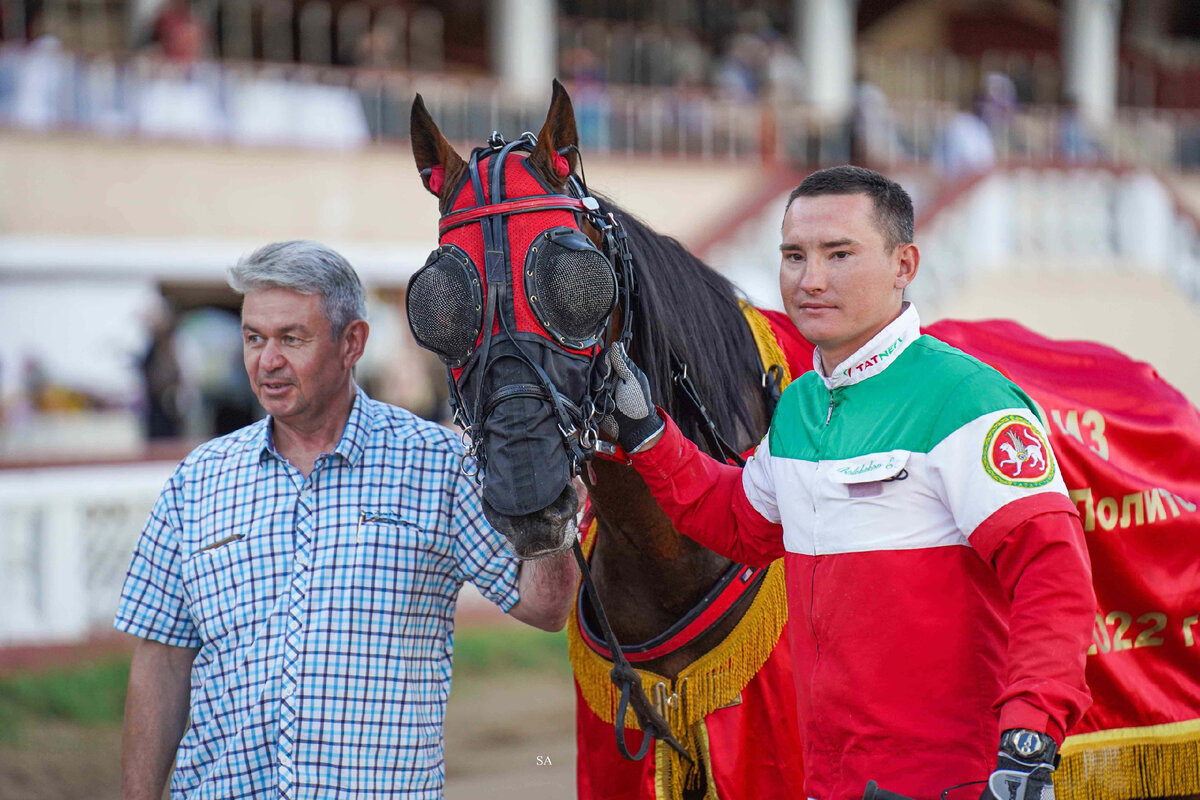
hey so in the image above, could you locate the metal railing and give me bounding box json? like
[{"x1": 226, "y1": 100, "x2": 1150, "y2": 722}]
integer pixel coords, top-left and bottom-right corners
[
  {"x1": 0, "y1": 0, "x2": 444, "y2": 69},
  {"x1": 3, "y1": 40, "x2": 1200, "y2": 172}
]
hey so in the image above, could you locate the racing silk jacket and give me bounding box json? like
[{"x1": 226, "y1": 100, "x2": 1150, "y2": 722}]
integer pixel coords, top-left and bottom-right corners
[{"x1": 631, "y1": 305, "x2": 1094, "y2": 800}]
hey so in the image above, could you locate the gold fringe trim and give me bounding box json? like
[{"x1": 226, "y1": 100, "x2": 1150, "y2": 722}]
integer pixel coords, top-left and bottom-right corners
[
  {"x1": 1057, "y1": 719, "x2": 1200, "y2": 800},
  {"x1": 739, "y1": 301, "x2": 794, "y2": 390},
  {"x1": 567, "y1": 552, "x2": 787, "y2": 734},
  {"x1": 655, "y1": 718, "x2": 720, "y2": 800}
]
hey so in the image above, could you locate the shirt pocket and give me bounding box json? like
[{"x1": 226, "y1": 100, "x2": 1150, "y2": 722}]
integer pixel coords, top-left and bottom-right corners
[
  {"x1": 351, "y1": 509, "x2": 449, "y2": 618},
  {"x1": 824, "y1": 450, "x2": 911, "y2": 497},
  {"x1": 181, "y1": 534, "x2": 252, "y2": 644}
]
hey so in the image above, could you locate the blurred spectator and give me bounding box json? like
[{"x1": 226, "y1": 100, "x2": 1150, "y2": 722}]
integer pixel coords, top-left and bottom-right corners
[
  {"x1": 670, "y1": 27, "x2": 708, "y2": 89},
  {"x1": 764, "y1": 32, "x2": 805, "y2": 105},
  {"x1": 934, "y1": 95, "x2": 996, "y2": 179},
  {"x1": 637, "y1": 21, "x2": 672, "y2": 86},
  {"x1": 851, "y1": 78, "x2": 907, "y2": 165},
  {"x1": 562, "y1": 43, "x2": 610, "y2": 149},
  {"x1": 977, "y1": 71, "x2": 1018, "y2": 134},
  {"x1": 138, "y1": 302, "x2": 183, "y2": 440},
  {"x1": 1057, "y1": 94, "x2": 1103, "y2": 163},
  {"x1": 174, "y1": 307, "x2": 260, "y2": 437},
  {"x1": 0, "y1": 353, "x2": 38, "y2": 445},
  {"x1": 714, "y1": 31, "x2": 765, "y2": 103},
  {"x1": 22, "y1": 353, "x2": 47, "y2": 408},
  {"x1": 665, "y1": 27, "x2": 708, "y2": 145},
  {"x1": 149, "y1": 0, "x2": 209, "y2": 64},
  {"x1": 2, "y1": 26, "x2": 70, "y2": 130},
  {"x1": 134, "y1": 61, "x2": 226, "y2": 140}
]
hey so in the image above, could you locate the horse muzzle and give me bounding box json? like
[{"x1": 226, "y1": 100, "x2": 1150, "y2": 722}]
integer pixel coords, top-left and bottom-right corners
[{"x1": 468, "y1": 340, "x2": 588, "y2": 558}]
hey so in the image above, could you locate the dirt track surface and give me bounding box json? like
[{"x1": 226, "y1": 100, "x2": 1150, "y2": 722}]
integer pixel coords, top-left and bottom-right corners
[{"x1": 0, "y1": 668, "x2": 576, "y2": 800}]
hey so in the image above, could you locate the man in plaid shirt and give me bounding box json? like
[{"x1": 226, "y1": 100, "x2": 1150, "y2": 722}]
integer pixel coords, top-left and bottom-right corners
[{"x1": 115, "y1": 241, "x2": 578, "y2": 800}]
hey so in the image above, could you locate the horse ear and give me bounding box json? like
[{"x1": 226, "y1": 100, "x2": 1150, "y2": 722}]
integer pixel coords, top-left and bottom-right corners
[
  {"x1": 531, "y1": 79, "x2": 580, "y2": 183},
  {"x1": 410, "y1": 94, "x2": 466, "y2": 200}
]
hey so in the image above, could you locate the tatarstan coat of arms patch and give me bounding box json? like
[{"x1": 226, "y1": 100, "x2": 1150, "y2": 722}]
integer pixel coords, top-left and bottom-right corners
[{"x1": 982, "y1": 415, "x2": 1055, "y2": 487}]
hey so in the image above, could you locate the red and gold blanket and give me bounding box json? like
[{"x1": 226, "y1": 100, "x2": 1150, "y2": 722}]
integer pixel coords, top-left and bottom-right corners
[{"x1": 928, "y1": 319, "x2": 1200, "y2": 800}]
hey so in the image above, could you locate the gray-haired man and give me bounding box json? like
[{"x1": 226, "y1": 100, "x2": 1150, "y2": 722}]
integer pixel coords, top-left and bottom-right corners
[{"x1": 116, "y1": 241, "x2": 577, "y2": 800}]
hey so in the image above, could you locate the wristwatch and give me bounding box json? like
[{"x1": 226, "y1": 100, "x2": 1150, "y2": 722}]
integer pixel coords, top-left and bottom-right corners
[{"x1": 1000, "y1": 728, "x2": 1058, "y2": 764}]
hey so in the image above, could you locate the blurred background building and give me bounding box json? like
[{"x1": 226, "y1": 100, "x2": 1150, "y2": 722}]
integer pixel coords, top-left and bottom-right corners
[
  {"x1": 1, "y1": 2, "x2": 1198, "y2": 796},
  {"x1": 1, "y1": 0, "x2": 1198, "y2": 663}
]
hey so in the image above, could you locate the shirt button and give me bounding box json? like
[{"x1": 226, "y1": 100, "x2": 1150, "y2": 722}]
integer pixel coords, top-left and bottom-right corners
[
  {"x1": 282, "y1": 683, "x2": 296, "y2": 699},
  {"x1": 279, "y1": 752, "x2": 292, "y2": 767},
  {"x1": 295, "y1": 552, "x2": 310, "y2": 568}
]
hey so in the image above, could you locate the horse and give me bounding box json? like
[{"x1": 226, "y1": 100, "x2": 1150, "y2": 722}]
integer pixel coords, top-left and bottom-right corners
[
  {"x1": 409, "y1": 80, "x2": 806, "y2": 798},
  {"x1": 408, "y1": 82, "x2": 1200, "y2": 800}
]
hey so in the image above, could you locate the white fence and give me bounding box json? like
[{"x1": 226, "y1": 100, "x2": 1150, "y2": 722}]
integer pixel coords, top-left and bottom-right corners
[
  {"x1": 0, "y1": 461, "x2": 174, "y2": 645},
  {"x1": 0, "y1": 457, "x2": 502, "y2": 648},
  {"x1": 912, "y1": 167, "x2": 1200, "y2": 311}
]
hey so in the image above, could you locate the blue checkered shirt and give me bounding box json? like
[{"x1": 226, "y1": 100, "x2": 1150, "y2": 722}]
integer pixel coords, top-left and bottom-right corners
[{"x1": 115, "y1": 387, "x2": 521, "y2": 799}]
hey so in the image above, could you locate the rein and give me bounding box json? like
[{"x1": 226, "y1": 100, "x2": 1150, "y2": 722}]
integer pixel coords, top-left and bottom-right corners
[{"x1": 572, "y1": 542, "x2": 690, "y2": 760}]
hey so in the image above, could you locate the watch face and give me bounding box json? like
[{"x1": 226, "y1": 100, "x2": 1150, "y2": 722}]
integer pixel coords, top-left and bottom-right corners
[{"x1": 1012, "y1": 730, "x2": 1045, "y2": 758}]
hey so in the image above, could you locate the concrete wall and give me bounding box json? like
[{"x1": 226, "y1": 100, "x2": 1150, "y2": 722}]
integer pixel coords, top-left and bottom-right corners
[
  {"x1": 0, "y1": 132, "x2": 769, "y2": 254},
  {"x1": 927, "y1": 267, "x2": 1200, "y2": 404}
]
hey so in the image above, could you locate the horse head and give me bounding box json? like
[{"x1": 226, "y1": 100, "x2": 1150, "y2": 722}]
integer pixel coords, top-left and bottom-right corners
[{"x1": 408, "y1": 81, "x2": 614, "y2": 560}]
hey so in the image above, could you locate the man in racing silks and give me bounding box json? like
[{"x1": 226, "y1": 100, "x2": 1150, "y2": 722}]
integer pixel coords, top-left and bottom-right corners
[{"x1": 598, "y1": 165, "x2": 1094, "y2": 800}]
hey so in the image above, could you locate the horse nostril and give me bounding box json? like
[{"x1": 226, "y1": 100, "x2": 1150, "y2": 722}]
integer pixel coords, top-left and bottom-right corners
[{"x1": 551, "y1": 483, "x2": 581, "y2": 521}]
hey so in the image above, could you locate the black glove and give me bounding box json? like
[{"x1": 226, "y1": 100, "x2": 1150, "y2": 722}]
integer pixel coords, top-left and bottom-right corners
[
  {"x1": 981, "y1": 730, "x2": 1057, "y2": 800},
  {"x1": 597, "y1": 343, "x2": 664, "y2": 454}
]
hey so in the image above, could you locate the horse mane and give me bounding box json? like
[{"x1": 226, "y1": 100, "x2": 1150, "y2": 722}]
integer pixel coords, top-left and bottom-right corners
[{"x1": 594, "y1": 192, "x2": 764, "y2": 454}]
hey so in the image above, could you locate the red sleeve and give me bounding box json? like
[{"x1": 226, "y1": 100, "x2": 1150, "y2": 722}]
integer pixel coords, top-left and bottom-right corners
[
  {"x1": 630, "y1": 413, "x2": 785, "y2": 567},
  {"x1": 978, "y1": 508, "x2": 1095, "y2": 743}
]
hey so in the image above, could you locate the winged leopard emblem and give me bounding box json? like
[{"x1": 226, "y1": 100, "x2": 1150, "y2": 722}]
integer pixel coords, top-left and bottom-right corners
[{"x1": 997, "y1": 429, "x2": 1046, "y2": 477}]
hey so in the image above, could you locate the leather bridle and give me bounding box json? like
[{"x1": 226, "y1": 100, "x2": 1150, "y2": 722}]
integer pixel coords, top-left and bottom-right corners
[{"x1": 427, "y1": 131, "x2": 688, "y2": 760}]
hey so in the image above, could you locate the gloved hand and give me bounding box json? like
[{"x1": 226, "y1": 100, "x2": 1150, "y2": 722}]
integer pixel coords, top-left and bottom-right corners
[
  {"x1": 981, "y1": 730, "x2": 1057, "y2": 800},
  {"x1": 597, "y1": 343, "x2": 664, "y2": 454}
]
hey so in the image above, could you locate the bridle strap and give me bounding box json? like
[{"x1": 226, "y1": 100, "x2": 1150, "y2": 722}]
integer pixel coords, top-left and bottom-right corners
[
  {"x1": 439, "y1": 195, "x2": 590, "y2": 234},
  {"x1": 670, "y1": 350, "x2": 748, "y2": 467},
  {"x1": 571, "y1": 541, "x2": 691, "y2": 762}
]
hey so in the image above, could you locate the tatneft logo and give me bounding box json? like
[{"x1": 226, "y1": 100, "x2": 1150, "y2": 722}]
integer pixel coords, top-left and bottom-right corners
[{"x1": 842, "y1": 336, "x2": 904, "y2": 378}]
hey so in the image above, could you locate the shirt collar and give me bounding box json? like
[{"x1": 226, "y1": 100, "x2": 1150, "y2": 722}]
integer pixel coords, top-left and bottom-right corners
[
  {"x1": 815, "y1": 303, "x2": 921, "y2": 389},
  {"x1": 258, "y1": 384, "x2": 374, "y2": 468},
  {"x1": 333, "y1": 385, "x2": 373, "y2": 466}
]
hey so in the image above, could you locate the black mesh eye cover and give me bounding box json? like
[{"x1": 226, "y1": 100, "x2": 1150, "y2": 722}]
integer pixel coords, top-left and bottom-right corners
[
  {"x1": 524, "y1": 227, "x2": 617, "y2": 348},
  {"x1": 406, "y1": 245, "x2": 483, "y2": 367}
]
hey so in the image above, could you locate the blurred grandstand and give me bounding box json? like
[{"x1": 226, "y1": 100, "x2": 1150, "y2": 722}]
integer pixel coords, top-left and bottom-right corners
[
  {"x1": 1, "y1": 3, "x2": 1198, "y2": 797},
  {"x1": 1, "y1": 0, "x2": 1199, "y2": 672}
]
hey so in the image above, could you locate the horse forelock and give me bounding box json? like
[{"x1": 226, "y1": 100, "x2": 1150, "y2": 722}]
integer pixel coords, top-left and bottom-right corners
[{"x1": 593, "y1": 192, "x2": 765, "y2": 454}]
